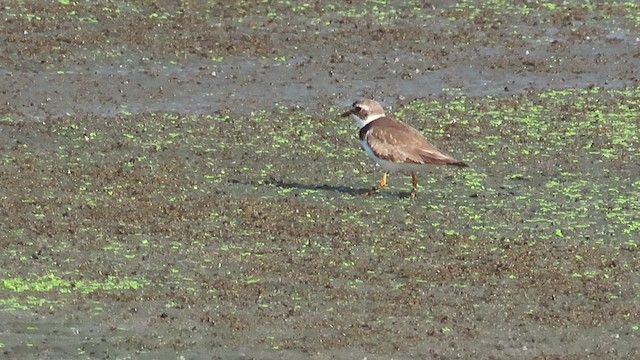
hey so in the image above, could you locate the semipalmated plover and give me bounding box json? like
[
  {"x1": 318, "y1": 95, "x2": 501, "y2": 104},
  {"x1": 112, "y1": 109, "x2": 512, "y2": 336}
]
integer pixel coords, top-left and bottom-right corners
[{"x1": 342, "y1": 98, "x2": 468, "y2": 197}]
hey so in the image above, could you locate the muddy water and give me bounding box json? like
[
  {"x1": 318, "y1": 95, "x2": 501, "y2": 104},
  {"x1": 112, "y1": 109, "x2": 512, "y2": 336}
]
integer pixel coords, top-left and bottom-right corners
[{"x1": 1, "y1": 1, "x2": 639, "y2": 359}]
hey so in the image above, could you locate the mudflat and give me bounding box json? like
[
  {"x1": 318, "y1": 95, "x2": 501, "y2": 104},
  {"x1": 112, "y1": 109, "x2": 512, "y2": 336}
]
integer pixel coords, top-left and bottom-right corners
[{"x1": 1, "y1": 1, "x2": 639, "y2": 359}]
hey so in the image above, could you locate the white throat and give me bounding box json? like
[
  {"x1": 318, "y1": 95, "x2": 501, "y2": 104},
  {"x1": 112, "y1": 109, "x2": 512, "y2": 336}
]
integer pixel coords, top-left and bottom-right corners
[{"x1": 352, "y1": 113, "x2": 385, "y2": 128}]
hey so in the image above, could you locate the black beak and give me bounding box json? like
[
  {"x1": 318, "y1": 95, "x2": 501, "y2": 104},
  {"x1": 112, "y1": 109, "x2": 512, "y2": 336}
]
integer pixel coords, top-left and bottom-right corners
[{"x1": 341, "y1": 109, "x2": 354, "y2": 117}]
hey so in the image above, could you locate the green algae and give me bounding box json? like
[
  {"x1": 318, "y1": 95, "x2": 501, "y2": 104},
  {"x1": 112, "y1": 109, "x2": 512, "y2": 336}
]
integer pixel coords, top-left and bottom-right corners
[
  {"x1": 2, "y1": 273, "x2": 146, "y2": 293},
  {"x1": 0, "y1": 273, "x2": 147, "y2": 311},
  {"x1": 375, "y1": 85, "x2": 638, "y2": 247}
]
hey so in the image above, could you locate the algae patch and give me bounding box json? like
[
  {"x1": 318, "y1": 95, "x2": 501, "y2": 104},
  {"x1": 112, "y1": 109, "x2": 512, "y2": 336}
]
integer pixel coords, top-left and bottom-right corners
[{"x1": 0, "y1": 273, "x2": 148, "y2": 311}]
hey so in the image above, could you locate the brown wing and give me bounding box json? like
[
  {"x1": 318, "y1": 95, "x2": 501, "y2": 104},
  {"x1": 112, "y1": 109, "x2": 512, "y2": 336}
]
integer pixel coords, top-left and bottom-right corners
[{"x1": 362, "y1": 116, "x2": 468, "y2": 166}]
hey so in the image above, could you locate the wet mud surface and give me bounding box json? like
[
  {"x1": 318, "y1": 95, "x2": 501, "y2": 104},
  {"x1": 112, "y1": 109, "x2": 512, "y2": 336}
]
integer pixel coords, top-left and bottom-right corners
[{"x1": 1, "y1": 1, "x2": 640, "y2": 359}]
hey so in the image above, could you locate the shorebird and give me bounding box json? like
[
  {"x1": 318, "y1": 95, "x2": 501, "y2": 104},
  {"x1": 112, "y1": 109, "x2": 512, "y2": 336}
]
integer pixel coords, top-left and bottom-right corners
[{"x1": 342, "y1": 98, "x2": 468, "y2": 197}]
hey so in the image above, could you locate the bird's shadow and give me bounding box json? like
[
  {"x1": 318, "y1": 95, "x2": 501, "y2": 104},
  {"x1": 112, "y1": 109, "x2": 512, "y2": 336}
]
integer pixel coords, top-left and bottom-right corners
[
  {"x1": 228, "y1": 178, "x2": 413, "y2": 198},
  {"x1": 266, "y1": 178, "x2": 366, "y2": 196},
  {"x1": 267, "y1": 178, "x2": 416, "y2": 198}
]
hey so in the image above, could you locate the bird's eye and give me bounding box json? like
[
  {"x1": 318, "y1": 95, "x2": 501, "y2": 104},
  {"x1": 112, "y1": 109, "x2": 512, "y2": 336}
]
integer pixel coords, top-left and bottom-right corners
[{"x1": 355, "y1": 106, "x2": 363, "y2": 112}]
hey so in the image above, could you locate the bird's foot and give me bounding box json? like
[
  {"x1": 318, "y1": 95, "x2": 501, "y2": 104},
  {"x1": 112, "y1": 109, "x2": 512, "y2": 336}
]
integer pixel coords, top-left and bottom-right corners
[
  {"x1": 363, "y1": 173, "x2": 388, "y2": 196},
  {"x1": 409, "y1": 173, "x2": 418, "y2": 198}
]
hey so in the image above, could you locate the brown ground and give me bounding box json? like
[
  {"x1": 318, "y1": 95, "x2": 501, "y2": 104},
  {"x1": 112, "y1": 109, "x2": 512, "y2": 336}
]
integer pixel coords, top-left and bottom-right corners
[{"x1": 1, "y1": 1, "x2": 639, "y2": 359}]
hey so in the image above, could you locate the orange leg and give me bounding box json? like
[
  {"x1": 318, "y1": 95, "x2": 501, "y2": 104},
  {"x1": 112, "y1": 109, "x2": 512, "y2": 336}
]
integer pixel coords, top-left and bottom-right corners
[
  {"x1": 365, "y1": 172, "x2": 388, "y2": 196},
  {"x1": 410, "y1": 173, "x2": 419, "y2": 198}
]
